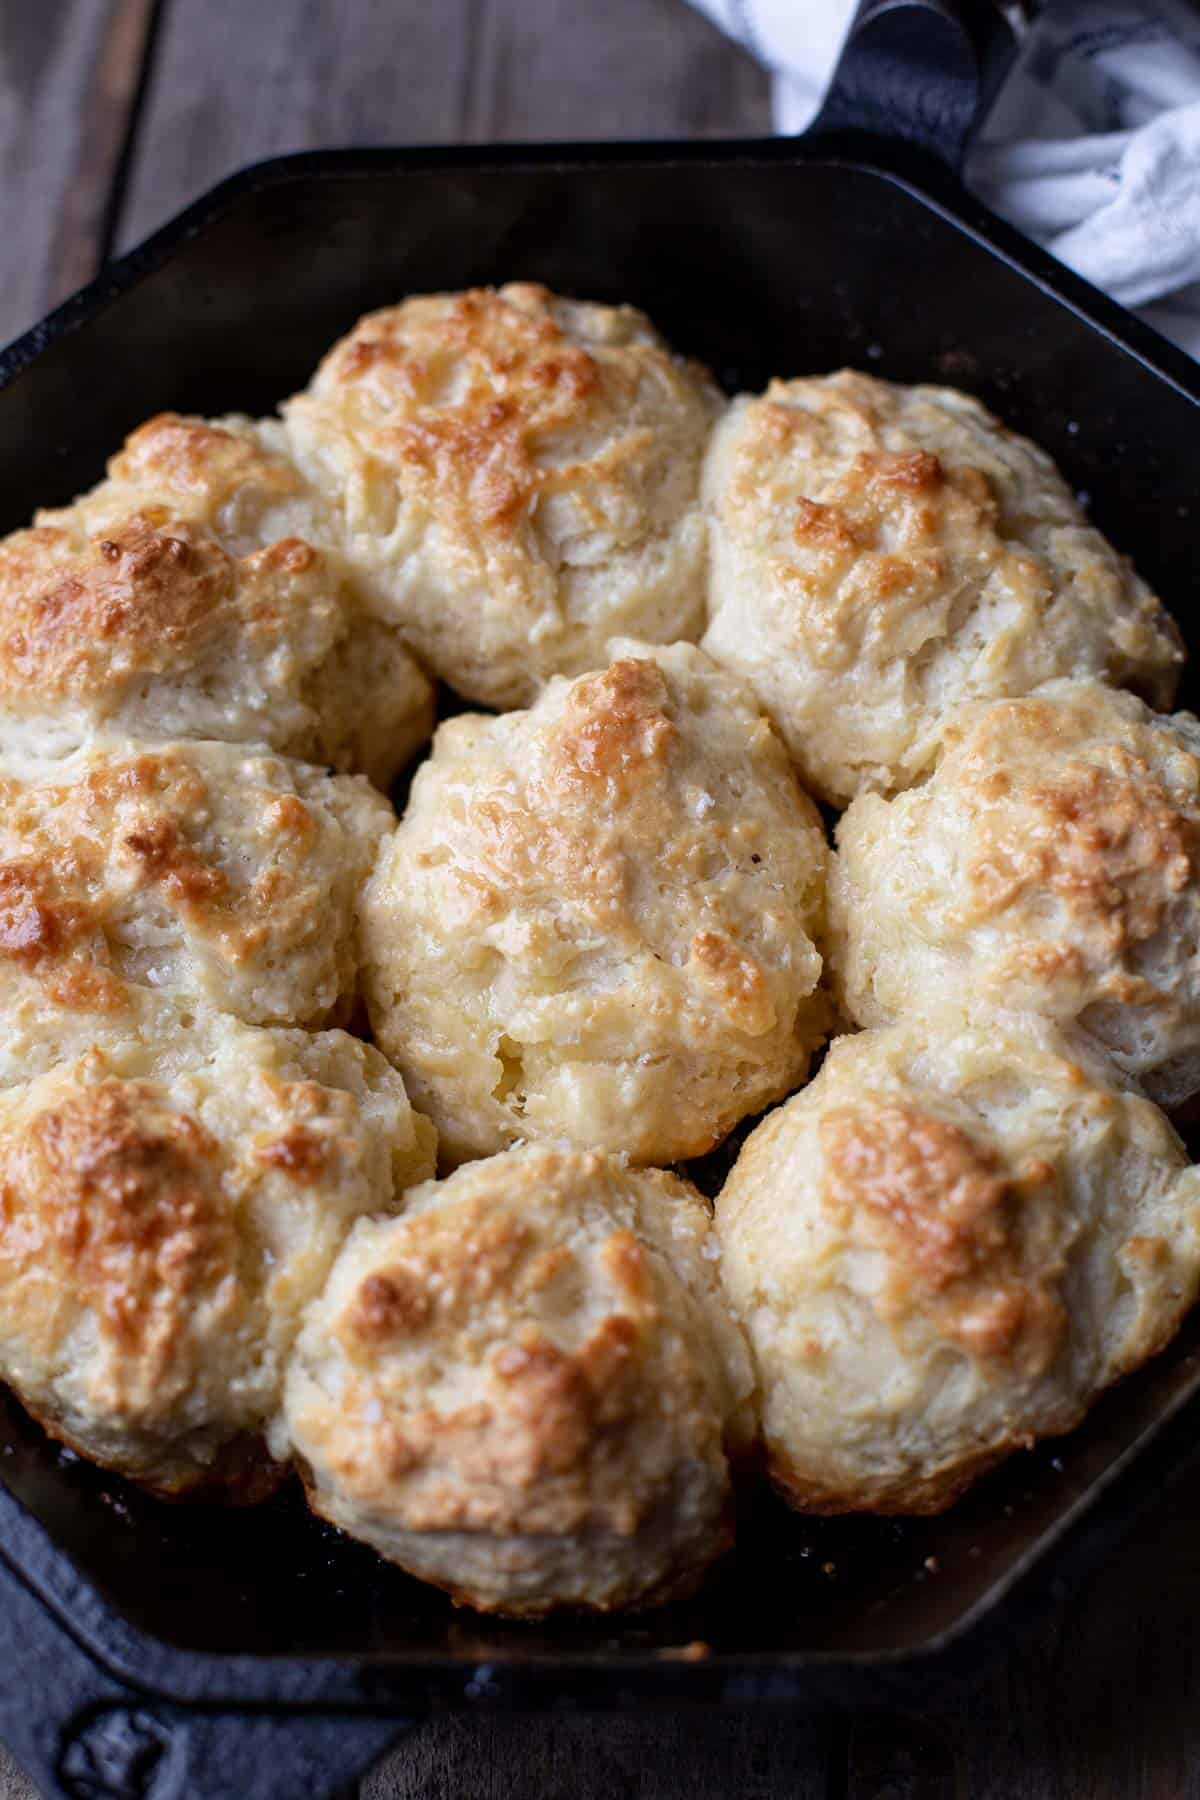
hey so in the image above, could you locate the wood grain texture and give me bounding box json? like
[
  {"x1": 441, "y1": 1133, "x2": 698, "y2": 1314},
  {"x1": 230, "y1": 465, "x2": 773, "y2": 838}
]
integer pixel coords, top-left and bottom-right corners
[
  {"x1": 361, "y1": 1708, "x2": 832, "y2": 1800},
  {"x1": 114, "y1": 0, "x2": 771, "y2": 248},
  {"x1": 0, "y1": 0, "x2": 159, "y2": 345}
]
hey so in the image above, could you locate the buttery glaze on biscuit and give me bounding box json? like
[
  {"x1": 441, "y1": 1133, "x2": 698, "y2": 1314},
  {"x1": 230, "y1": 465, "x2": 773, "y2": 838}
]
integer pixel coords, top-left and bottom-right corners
[
  {"x1": 283, "y1": 284, "x2": 722, "y2": 708},
  {"x1": 361, "y1": 639, "x2": 829, "y2": 1166},
  {"x1": 0, "y1": 1005, "x2": 435, "y2": 1494},
  {"x1": 0, "y1": 735, "x2": 392, "y2": 1028},
  {"x1": 831, "y1": 678, "x2": 1200, "y2": 1105},
  {"x1": 8, "y1": 412, "x2": 434, "y2": 783},
  {"x1": 281, "y1": 1144, "x2": 754, "y2": 1615},
  {"x1": 701, "y1": 371, "x2": 1181, "y2": 804},
  {"x1": 716, "y1": 1014, "x2": 1200, "y2": 1515}
]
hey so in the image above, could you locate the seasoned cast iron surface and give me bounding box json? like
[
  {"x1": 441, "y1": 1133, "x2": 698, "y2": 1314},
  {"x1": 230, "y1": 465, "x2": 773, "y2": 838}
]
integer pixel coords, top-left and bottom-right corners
[{"x1": 0, "y1": 147, "x2": 1197, "y2": 1670}]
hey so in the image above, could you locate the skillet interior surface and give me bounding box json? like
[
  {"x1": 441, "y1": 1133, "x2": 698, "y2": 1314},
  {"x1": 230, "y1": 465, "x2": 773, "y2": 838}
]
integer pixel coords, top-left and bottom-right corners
[{"x1": 0, "y1": 144, "x2": 1198, "y2": 1680}]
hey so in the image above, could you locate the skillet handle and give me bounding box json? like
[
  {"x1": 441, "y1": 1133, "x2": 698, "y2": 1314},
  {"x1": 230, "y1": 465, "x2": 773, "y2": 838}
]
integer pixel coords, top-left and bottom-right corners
[
  {"x1": 0, "y1": 1545, "x2": 414, "y2": 1800},
  {"x1": 810, "y1": 0, "x2": 1035, "y2": 169}
]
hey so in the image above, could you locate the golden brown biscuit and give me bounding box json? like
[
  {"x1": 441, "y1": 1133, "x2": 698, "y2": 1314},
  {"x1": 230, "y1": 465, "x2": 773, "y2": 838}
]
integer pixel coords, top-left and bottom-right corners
[
  {"x1": 701, "y1": 372, "x2": 1182, "y2": 804},
  {"x1": 716, "y1": 1014, "x2": 1200, "y2": 1515},
  {"x1": 282, "y1": 1144, "x2": 754, "y2": 1615},
  {"x1": 9, "y1": 412, "x2": 433, "y2": 784},
  {"x1": 831, "y1": 679, "x2": 1200, "y2": 1106},
  {"x1": 361, "y1": 639, "x2": 830, "y2": 1166},
  {"x1": 0, "y1": 1001, "x2": 435, "y2": 1495},
  {"x1": 0, "y1": 734, "x2": 392, "y2": 1028},
  {"x1": 283, "y1": 284, "x2": 722, "y2": 707},
  {"x1": 57, "y1": 411, "x2": 330, "y2": 555}
]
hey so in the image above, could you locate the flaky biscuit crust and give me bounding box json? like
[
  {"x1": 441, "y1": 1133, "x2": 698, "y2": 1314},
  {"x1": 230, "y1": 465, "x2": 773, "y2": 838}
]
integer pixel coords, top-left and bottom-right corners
[
  {"x1": 282, "y1": 1144, "x2": 754, "y2": 1615},
  {"x1": 0, "y1": 1003, "x2": 435, "y2": 1494},
  {"x1": 701, "y1": 371, "x2": 1181, "y2": 804},
  {"x1": 0, "y1": 734, "x2": 391, "y2": 1028},
  {"x1": 7, "y1": 412, "x2": 433, "y2": 784},
  {"x1": 831, "y1": 679, "x2": 1200, "y2": 1105},
  {"x1": 284, "y1": 283, "x2": 721, "y2": 707},
  {"x1": 59, "y1": 411, "x2": 331, "y2": 554},
  {"x1": 716, "y1": 1015, "x2": 1200, "y2": 1514},
  {"x1": 361, "y1": 639, "x2": 829, "y2": 1166}
]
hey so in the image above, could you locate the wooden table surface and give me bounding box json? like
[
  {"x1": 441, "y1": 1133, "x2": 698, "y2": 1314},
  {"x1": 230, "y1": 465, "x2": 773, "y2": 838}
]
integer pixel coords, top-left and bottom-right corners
[{"x1": 1, "y1": 2, "x2": 1198, "y2": 1795}]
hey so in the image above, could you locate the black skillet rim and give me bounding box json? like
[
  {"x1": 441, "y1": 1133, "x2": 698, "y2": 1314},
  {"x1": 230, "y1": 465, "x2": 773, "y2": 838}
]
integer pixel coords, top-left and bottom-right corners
[{"x1": 0, "y1": 134, "x2": 1199, "y2": 1714}]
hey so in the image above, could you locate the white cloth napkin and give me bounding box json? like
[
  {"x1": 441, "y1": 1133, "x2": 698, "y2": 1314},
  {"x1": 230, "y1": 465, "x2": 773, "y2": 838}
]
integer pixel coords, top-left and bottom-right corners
[{"x1": 688, "y1": 0, "x2": 1200, "y2": 355}]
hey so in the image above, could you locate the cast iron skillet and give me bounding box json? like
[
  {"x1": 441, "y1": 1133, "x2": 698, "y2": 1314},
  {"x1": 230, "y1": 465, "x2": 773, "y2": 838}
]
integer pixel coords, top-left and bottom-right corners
[{"x1": 0, "y1": 2, "x2": 1198, "y2": 1794}]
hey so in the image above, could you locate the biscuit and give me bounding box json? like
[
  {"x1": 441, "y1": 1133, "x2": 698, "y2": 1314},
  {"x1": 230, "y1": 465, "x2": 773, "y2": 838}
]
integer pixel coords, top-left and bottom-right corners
[
  {"x1": 0, "y1": 734, "x2": 393, "y2": 1028},
  {"x1": 283, "y1": 284, "x2": 721, "y2": 707},
  {"x1": 831, "y1": 679, "x2": 1200, "y2": 1106},
  {"x1": 361, "y1": 640, "x2": 829, "y2": 1166},
  {"x1": 54, "y1": 411, "x2": 331, "y2": 555},
  {"x1": 701, "y1": 372, "x2": 1182, "y2": 804},
  {"x1": 9, "y1": 412, "x2": 434, "y2": 784},
  {"x1": 716, "y1": 1014, "x2": 1200, "y2": 1514},
  {"x1": 282, "y1": 1144, "x2": 754, "y2": 1615},
  {"x1": 0, "y1": 1002, "x2": 435, "y2": 1495}
]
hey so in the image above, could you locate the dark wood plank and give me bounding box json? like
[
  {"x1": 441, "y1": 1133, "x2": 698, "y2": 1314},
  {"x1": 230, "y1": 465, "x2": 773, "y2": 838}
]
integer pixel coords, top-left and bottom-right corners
[
  {"x1": 846, "y1": 1711, "x2": 963, "y2": 1799},
  {"x1": 362, "y1": 1708, "x2": 832, "y2": 1800},
  {"x1": 0, "y1": 0, "x2": 159, "y2": 344},
  {"x1": 114, "y1": 0, "x2": 771, "y2": 248},
  {"x1": 845, "y1": 1460, "x2": 1200, "y2": 1800}
]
